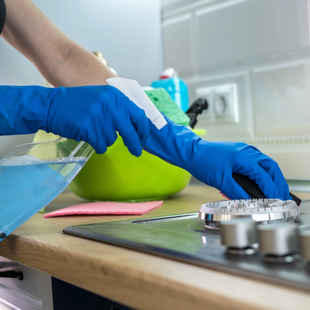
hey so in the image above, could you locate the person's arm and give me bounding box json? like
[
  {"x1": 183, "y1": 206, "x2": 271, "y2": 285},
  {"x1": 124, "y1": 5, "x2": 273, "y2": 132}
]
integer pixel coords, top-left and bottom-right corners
[
  {"x1": 1, "y1": 0, "x2": 116, "y2": 87},
  {"x1": 0, "y1": 0, "x2": 150, "y2": 157},
  {"x1": 0, "y1": 0, "x2": 293, "y2": 201}
]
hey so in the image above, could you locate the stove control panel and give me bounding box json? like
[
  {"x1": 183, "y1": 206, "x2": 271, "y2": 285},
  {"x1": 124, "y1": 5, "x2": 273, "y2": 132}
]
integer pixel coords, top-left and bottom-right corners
[{"x1": 219, "y1": 218, "x2": 301, "y2": 262}]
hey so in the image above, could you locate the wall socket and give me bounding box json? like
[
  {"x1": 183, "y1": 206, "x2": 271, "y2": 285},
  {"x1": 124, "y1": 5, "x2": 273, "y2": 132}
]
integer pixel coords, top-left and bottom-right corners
[{"x1": 195, "y1": 84, "x2": 239, "y2": 124}]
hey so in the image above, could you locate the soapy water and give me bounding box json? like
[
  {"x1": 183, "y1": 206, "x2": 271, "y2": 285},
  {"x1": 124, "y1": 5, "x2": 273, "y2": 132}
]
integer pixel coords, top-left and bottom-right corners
[{"x1": 0, "y1": 155, "x2": 87, "y2": 241}]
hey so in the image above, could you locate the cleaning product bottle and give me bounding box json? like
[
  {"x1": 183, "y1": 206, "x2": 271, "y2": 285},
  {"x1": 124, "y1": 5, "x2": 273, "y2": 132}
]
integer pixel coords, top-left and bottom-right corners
[{"x1": 151, "y1": 68, "x2": 189, "y2": 112}]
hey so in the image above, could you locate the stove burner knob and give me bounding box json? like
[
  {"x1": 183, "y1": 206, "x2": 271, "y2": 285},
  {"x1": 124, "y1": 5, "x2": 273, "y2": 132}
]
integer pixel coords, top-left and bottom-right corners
[
  {"x1": 258, "y1": 223, "x2": 298, "y2": 263},
  {"x1": 300, "y1": 230, "x2": 310, "y2": 264},
  {"x1": 220, "y1": 219, "x2": 257, "y2": 255}
]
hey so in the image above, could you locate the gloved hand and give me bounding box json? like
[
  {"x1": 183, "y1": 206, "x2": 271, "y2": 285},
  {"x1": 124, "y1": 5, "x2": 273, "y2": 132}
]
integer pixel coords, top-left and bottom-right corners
[
  {"x1": 0, "y1": 85, "x2": 149, "y2": 156},
  {"x1": 142, "y1": 116, "x2": 292, "y2": 200}
]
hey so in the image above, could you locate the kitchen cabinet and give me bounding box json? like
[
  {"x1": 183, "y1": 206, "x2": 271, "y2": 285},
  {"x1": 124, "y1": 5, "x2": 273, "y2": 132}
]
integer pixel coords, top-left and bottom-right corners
[
  {"x1": 0, "y1": 257, "x2": 53, "y2": 310},
  {"x1": 0, "y1": 257, "x2": 134, "y2": 310}
]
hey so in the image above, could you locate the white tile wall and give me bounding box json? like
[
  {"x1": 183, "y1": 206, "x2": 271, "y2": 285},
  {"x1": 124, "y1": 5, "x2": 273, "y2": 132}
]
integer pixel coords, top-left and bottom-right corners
[
  {"x1": 161, "y1": 0, "x2": 310, "y2": 180},
  {"x1": 163, "y1": 14, "x2": 196, "y2": 75},
  {"x1": 194, "y1": 0, "x2": 309, "y2": 71},
  {"x1": 252, "y1": 59, "x2": 310, "y2": 137}
]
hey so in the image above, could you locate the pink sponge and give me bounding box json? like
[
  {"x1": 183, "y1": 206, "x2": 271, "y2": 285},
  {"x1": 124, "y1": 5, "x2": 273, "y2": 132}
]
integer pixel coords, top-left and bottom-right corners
[{"x1": 44, "y1": 200, "x2": 164, "y2": 218}]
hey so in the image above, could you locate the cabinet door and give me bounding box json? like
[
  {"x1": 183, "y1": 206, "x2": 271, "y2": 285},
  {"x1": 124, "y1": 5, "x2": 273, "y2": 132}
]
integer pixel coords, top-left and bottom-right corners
[{"x1": 0, "y1": 256, "x2": 53, "y2": 310}]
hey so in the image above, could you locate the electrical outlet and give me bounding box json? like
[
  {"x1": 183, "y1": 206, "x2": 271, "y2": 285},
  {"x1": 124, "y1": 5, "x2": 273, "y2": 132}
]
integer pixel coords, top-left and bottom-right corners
[
  {"x1": 195, "y1": 88, "x2": 213, "y2": 121},
  {"x1": 214, "y1": 95, "x2": 228, "y2": 117},
  {"x1": 195, "y1": 84, "x2": 238, "y2": 124}
]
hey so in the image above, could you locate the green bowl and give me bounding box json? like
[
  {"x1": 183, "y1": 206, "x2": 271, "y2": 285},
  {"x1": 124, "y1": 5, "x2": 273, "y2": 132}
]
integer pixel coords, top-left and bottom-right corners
[{"x1": 70, "y1": 135, "x2": 193, "y2": 202}]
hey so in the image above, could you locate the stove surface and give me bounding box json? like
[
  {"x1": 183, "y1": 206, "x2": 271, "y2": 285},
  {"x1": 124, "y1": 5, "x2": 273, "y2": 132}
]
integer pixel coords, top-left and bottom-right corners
[{"x1": 63, "y1": 199, "x2": 310, "y2": 291}]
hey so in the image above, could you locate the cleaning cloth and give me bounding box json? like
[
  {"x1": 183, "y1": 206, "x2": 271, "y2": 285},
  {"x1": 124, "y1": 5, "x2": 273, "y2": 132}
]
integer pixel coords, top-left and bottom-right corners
[{"x1": 44, "y1": 200, "x2": 163, "y2": 218}]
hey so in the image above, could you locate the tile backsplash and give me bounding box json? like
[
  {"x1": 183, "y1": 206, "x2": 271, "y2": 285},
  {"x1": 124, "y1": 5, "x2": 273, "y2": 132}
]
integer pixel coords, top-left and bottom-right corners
[
  {"x1": 161, "y1": 0, "x2": 310, "y2": 181},
  {"x1": 252, "y1": 59, "x2": 310, "y2": 138}
]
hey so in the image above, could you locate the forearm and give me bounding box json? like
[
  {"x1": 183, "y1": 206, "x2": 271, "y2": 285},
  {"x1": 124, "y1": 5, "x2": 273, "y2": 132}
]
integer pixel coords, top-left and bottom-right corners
[
  {"x1": 1, "y1": 0, "x2": 115, "y2": 87},
  {"x1": 37, "y1": 45, "x2": 117, "y2": 87}
]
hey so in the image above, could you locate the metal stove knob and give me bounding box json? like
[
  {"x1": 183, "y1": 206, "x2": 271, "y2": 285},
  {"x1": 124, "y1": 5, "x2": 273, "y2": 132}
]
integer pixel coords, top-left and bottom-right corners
[
  {"x1": 220, "y1": 219, "x2": 257, "y2": 255},
  {"x1": 300, "y1": 230, "x2": 310, "y2": 262},
  {"x1": 258, "y1": 223, "x2": 298, "y2": 263}
]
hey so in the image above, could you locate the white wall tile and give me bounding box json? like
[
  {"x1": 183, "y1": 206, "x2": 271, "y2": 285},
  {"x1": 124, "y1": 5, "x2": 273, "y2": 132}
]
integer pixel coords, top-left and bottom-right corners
[
  {"x1": 195, "y1": 0, "x2": 309, "y2": 71},
  {"x1": 162, "y1": 14, "x2": 195, "y2": 75},
  {"x1": 252, "y1": 59, "x2": 310, "y2": 137},
  {"x1": 161, "y1": 0, "x2": 200, "y2": 14}
]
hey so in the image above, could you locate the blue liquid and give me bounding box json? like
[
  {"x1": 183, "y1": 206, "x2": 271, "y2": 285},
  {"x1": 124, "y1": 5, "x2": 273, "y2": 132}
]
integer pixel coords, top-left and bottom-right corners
[{"x1": 0, "y1": 156, "x2": 87, "y2": 241}]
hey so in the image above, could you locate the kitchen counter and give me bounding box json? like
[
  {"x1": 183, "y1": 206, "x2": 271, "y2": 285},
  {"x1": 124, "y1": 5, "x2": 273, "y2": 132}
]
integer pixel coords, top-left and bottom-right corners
[{"x1": 0, "y1": 185, "x2": 310, "y2": 310}]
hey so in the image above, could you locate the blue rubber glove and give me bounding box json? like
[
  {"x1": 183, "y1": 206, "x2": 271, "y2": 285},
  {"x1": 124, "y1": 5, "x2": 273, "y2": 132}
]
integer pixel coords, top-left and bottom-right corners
[
  {"x1": 142, "y1": 116, "x2": 292, "y2": 201},
  {"x1": 0, "y1": 85, "x2": 149, "y2": 156}
]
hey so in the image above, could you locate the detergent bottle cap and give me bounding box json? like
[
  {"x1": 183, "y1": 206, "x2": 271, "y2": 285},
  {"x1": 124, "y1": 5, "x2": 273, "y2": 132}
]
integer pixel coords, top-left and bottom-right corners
[{"x1": 159, "y1": 68, "x2": 178, "y2": 79}]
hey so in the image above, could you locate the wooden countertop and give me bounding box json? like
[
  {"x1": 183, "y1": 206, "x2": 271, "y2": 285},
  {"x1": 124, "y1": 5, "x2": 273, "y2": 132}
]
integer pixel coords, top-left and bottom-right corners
[{"x1": 0, "y1": 185, "x2": 310, "y2": 310}]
